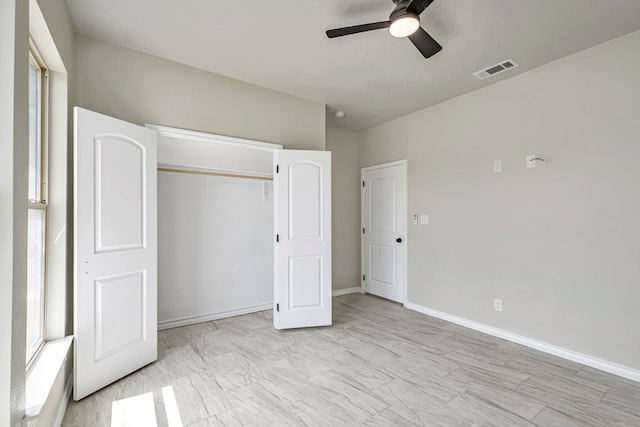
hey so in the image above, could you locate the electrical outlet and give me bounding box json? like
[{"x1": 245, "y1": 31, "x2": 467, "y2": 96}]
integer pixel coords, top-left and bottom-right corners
[
  {"x1": 493, "y1": 160, "x2": 502, "y2": 173},
  {"x1": 494, "y1": 299, "x2": 503, "y2": 312}
]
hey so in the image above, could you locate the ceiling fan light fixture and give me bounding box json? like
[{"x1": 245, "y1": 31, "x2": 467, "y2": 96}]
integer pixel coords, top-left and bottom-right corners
[{"x1": 389, "y1": 13, "x2": 419, "y2": 38}]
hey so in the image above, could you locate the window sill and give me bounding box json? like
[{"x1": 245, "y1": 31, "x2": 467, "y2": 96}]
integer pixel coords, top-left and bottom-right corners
[{"x1": 25, "y1": 336, "x2": 73, "y2": 421}]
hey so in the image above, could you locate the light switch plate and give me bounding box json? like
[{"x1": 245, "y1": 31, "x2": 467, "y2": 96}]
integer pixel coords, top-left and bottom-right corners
[
  {"x1": 493, "y1": 160, "x2": 502, "y2": 173},
  {"x1": 420, "y1": 215, "x2": 429, "y2": 225}
]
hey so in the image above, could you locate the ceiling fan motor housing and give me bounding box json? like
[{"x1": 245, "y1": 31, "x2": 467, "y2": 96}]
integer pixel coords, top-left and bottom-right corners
[{"x1": 390, "y1": 0, "x2": 413, "y2": 19}]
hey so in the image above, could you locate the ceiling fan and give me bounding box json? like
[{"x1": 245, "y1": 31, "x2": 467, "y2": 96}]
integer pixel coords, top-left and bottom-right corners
[{"x1": 326, "y1": 0, "x2": 442, "y2": 58}]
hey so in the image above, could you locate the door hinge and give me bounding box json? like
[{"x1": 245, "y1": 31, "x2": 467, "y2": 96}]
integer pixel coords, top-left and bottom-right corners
[
  {"x1": 276, "y1": 165, "x2": 279, "y2": 174},
  {"x1": 362, "y1": 180, "x2": 365, "y2": 187},
  {"x1": 276, "y1": 234, "x2": 279, "y2": 242},
  {"x1": 363, "y1": 227, "x2": 365, "y2": 234},
  {"x1": 363, "y1": 274, "x2": 365, "y2": 281},
  {"x1": 276, "y1": 303, "x2": 280, "y2": 312}
]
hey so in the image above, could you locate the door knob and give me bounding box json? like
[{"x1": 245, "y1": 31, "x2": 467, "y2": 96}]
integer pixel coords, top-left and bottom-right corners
[{"x1": 396, "y1": 238, "x2": 402, "y2": 243}]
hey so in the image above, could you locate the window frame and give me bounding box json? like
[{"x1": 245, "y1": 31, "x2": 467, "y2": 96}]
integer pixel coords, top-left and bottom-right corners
[{"x1": 26, "y1": 39, "x2": 50, "y2": 367}]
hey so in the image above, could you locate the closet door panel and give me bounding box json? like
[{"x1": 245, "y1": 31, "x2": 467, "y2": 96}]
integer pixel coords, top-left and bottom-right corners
[{"x1": 273, "y1": 150, "x2": 332, "y2": 330}]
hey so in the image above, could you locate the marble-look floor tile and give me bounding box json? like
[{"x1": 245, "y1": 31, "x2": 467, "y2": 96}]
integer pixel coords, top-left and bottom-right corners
[
  {"x1": 199, "y1": 351, "x2": 256, "y2": 373},
  {"x1": 507, "y1": 354, "x2": 608, "y2": 393},
  {"x1": 447, "y1": 391, "x2": 536, "y2": 427},
  {"x1": 289, "y1": 395, "x2": 367, "y2": 427},
  {"x1": 601, "y1": 384, "x2": 640, "y2": 417},
  {"x1": 442, "y1": 323, "x2": 506, "y2": 347},
  {"x1": 394, "y1": 341, "x2": 462, "y2": 372},
  {"x1": 443, "y1": 350, "x2": 531, "y2": 387},
  {"x1": 531, "y1": 406, "x2": 589, "y2": 427},
  {"x1": 372, "y1": 378, "x2": 472, "y2": 426},
  {"x1": 445, "y1": 368, "x2": 546, "y2": 421},
  {"x1": 209, "y1": 362, "x2": 265, "y2": 392},
  {"x1": 334, "y1": 335, "x2": 404, "y2": 360},
  {"x1": 308, "y1": 369, "x2": 391, "y2": 420},
  {"x1": 214, "y1": 312, "x2": 271, "y2": 330},
  {"x1": 158, "y1": 321, "x2": 217, "y2": 351},
  {"x1": 225, "y1": 382, "x2": 304, "y2": 427},
  {"x1": 167, "y1": 373, "x2": 233, "y2": 424},
  {"x1": 379, "y1": 361, "x2": 467, "y2": 403},
  {"x1": 544, "y1": 396, "x2": 640, "y2": 426},
  {"x1": 267, "y1": 349, "x2": 335, "y2": 379},
  {"x1": 453, "y1": 342, "x2": 524, "y2": 366},
  {"x1": 63, "y1": 293, "x2": 640, "y2": 427},
  {"x1": 576, "y1": 365, "x2": 640, "y2": 389},
  {"x1": 63, "y1": 385, "x2": 123, "y2": 427},
  {"x1": 516, "y1": 370, "x2": 607, "y2": 405},
  {"x1": 362, "y1": 407, "x2": 422, "y2": 427},
  {"x1": 444, "y1": 365, "x2": 521, "y2": 393},
  {"x1": 314, "y1": 323, "x2": 354, "y2": 342},
  {"x1": 186, "y1": 410, "x2": 244, "y2": 427},
  {"x1": 154, "y1": 345, "x2": 209, "y2": 381},
  {"x1": 322, "y1": 350, "x2": 394, "y2": 390}
]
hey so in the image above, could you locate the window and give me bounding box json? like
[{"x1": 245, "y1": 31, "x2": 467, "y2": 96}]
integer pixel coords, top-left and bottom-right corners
[{"x1": 26, "y1": 43, "x2": 48, "y2": 365}]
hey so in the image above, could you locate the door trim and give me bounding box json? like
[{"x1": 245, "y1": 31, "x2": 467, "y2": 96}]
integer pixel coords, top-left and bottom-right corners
[{"x1": 360, "y1": 159, "x2": 408, "y2": 304}]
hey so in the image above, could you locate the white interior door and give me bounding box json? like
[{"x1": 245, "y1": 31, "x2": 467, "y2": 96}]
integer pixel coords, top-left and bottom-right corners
[
  {"x1": 74, "y1": 107, "x2": 157, "y2": 400},
  {"x1": 362, "y1": 160, "x2": 406, "y2": 303},
  {"x1": 273, "y1": 150, "x2": 331, "y2": 330}
]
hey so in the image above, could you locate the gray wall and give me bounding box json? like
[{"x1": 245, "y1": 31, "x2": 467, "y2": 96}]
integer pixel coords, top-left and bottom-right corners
[
  {"x1": 359, "y1": 30, "x2": 640, "y2": 371},
  {"x1": 74, "y1": 35, "x2": 326, "y2": 150},
  {"x1": 326, "y1": 126, "x2": 361, "y2": 291}
]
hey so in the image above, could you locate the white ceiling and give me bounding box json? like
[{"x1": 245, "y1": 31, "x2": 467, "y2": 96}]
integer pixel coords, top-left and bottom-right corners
[{"x1": 65, "y1": 0, "x2": 640, "y2": 131}]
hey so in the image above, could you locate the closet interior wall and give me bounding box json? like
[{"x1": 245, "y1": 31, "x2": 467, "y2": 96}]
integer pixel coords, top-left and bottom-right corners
[{"x1": 148, "y1": 125, "x2": 282, "y2": 329}]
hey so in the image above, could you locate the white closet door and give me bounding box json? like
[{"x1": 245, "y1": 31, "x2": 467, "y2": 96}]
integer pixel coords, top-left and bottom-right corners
[
  {"x1": 273, "y1": 150, "x2": 332, "y2": 330},
  {"x1": 74, "y1": 107, "x2": 157, "y2": 400}
]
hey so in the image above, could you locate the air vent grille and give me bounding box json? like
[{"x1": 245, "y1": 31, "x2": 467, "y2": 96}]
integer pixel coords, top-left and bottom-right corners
[{"x1": 473, "y1": 59, "x2": 519, "y2": 80}]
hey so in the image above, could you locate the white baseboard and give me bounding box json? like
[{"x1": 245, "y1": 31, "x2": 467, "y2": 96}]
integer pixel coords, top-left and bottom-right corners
[
  {"x1": 158, "y1": 289, "x2": 364, "y2": 330},
  {"x1": 158, "y1": 302, "x2": 272, "y2": 330},
  {"x1": 404, "y1": 301, "x2": 640, "y2": 384},
  {"x1": 54, "y1": 373, "x2": 73, "y2": 427},
  {"x1": 332, "y1": 286, "x2": 363, "y2": 297}
]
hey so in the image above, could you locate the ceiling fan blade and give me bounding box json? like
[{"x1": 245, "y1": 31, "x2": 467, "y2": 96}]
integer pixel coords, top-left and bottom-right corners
[
  {"x1": 408, "y1": 27, "x2": 442, "y2": 58},
  {"x1": 326, "y1": 21, "x2": 390, "y2": 38},
  {"x1": 406, "y1": 0, "x2": 436, "y2": 16}
]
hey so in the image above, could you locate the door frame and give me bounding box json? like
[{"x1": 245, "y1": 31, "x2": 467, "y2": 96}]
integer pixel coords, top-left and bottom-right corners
[{"x1": 360, "y1": 159, "x2": 408, "y2": 304}]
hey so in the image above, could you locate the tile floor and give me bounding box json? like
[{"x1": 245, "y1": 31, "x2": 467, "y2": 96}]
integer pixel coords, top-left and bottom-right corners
[{"x1": 63, "y1": 293, "x2": 640, "y2": 426}]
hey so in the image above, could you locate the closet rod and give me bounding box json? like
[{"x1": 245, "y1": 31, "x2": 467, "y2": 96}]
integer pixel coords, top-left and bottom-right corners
[{"x1": 157, "y1": 167, "x2": 273, "y2": 181}]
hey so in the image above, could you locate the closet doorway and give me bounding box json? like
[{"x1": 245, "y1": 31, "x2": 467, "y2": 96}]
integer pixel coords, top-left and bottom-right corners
[{"x1": 74, "y1": 108, "x2": 331, "y2": 400}]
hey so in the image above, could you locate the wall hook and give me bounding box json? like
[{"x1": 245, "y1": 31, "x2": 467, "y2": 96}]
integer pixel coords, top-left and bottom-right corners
[{"x1": 527, "y1": 154, "x2": 547, "y2": 168}]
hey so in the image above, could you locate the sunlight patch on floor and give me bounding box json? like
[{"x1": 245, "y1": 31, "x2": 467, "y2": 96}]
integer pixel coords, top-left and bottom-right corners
[
  {"x1": 162, "y1": 386, "x2": 183, "y2": 426},
  {"x1": 110, "y1": 386, "x2": 184, "y2": 427},
  {"x1": 111, "y1": 392, "x2": 157, "y2": 427}
]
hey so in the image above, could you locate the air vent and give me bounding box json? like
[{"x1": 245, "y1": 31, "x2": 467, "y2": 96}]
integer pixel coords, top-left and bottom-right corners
[{"x1": 473, "y1": 59, "x2": 519, "y2": 80}]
